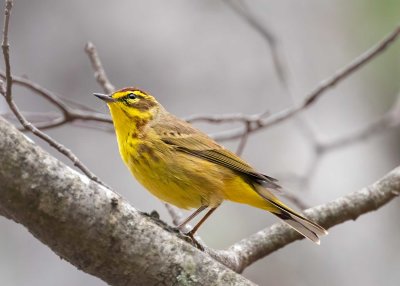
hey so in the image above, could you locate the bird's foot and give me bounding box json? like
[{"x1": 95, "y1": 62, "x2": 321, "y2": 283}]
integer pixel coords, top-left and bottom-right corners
[
  {"x1": 184, "y1": 231, "x2": 205, "y2": 251},
  {"x1": 176, "y1": 228, "x2": 204, "y2": 251}
]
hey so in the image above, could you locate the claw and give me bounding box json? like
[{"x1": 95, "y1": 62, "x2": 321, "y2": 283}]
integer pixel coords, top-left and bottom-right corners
[{"x1": 183, "y1": 231, "x2": 204, "y2": 251}]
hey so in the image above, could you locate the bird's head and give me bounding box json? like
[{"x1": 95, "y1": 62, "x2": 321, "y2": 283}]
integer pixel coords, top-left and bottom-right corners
[{"x1": 94, "y1": 87, "x2": 160, "y2": 125}]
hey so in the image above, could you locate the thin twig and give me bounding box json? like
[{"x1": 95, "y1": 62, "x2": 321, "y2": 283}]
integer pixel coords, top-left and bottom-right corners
[
  {"x1": 319, "y1": 94, "x2": 400, "y2": 151},
  {"x1": 224, "y1": 0, "x2": 289, "y2": 89},
  {"x1": 236, "y1": 122, "x2": 250, "y2": 156},
  {"x1": 275, "y1": 92, "x2": 400, "y2": 191},
  {"x1": 0, "y1": 0, "x2": 108, "y2": 188},
  {"x1": 185, "y1": 111, "x2": 269, "y2": 124},
  {"x1": 213, "y1": 24, "x2": 400, "y2": 141},
  {"x1": 0, "y1": 71, "x2": 113, "y2": 129},
  {"x1": 224, "y1": 0, "x2": 291, "y2": 155},
  {"x1": 225, "y1": 0, "x2": 317, "y2": 196},
  {"x1": 85, "y1": 42, "x2": 115, "y2": 94},
  {"x1": 164, "y1": 203, "x2": 186, "y2": 227},
  {"x1": 1, "y1": 111, "x2": 65, "y2": 130},
  {"x1": 1, "y1": 0, "x2": 12, "y2": 100},
  {"x1": 2, "y1": 25, "x2": 398, "y2": 148},
  {"x1": 0, "y1": 72, "x2": 103, "y2": 113},
  {"x1": 0, "y1": 72, "x2": 71, "y2": 114}
]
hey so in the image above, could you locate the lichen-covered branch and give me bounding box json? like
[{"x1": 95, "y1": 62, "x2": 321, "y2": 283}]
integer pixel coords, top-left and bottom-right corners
[{"x1": 0, "y1": 116, "x2": 254, "y2": 286}]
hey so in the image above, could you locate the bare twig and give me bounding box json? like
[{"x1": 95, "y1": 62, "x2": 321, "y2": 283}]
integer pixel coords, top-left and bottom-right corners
[
  {"x1": 223, "y1": 0, "x2": 291, "y2": 155},
  {"x1": 185, "y1": 110, "x2": 269, "y2": 124},
  {"x1": 213, "y1": 24, "x2": 400, "y2": 141},
  {"x1": 321, "y1": 115, "x2": 394, "y2": 152},
  {"x1": 164, "y1": 203, "x2": 186, "y2": 227},
  {"x1": 0, "y1": 0, "x2": 107, "y2": 188},
  {"x1": 2, "y1": 24, "x2": 398, "y2": 151},
  {"x1": 319, "y1": 94, "x2": 400, "y2": 151},
  {"x1": 4, "y1": 21, "x2": 399, "y2": 149},
  {"x1": 0, "y1": 71, "x2": 113, "y2": 129},
  {"x1": 224, "y1": 0, "x2": 289, "y2": 89},
  {"x1": 236, "y1": 122, "x2": 250, "y2": 156},
  {"x1": 0, "y1": 72, "x2": 71, "y2": 114},
  {"x1": 1, "y1": 111, "x2": 66, "y2": 130},
  {"x1": 1, "y1": 0, "x2": 12, "y2": 99},
  {"x1": 85, "y1": 42, "x2": 115, "y2": 94},
  {"x1": 286, "y1": 92, "x2": 400, "y2": 189},
  {"x1": 0, "y1": 72, "x2": 104, "y2": 112},
  {"x1": 224, "y1": 0, "x2": 318, "y2": 198}
]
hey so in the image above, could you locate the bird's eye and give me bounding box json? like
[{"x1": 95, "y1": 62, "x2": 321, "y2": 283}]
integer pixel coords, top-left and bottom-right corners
[{"x1": 127, "y1": 93, "x2": 136, "y2": 100}]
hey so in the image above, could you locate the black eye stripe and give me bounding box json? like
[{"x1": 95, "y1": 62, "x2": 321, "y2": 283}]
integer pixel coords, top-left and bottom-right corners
[{"x1": 121, "y1": 98, "x2": 129, "y2": 105}]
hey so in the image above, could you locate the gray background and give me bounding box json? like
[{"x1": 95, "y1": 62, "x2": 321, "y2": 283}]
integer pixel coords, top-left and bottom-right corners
[{"x1": 1, "y1": 1, "x2": 399, "y2": 285}]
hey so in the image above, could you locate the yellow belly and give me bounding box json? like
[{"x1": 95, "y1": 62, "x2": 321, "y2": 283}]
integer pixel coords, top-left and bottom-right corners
[
  {"x1": 123, "y1": 140, "x2": 222, "y2": 209},
  {"x1": 121, "y1": 139, "x2": 272, "y2": 211}
]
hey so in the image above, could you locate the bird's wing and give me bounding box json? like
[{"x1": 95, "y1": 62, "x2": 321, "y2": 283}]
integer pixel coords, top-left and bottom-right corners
[{"x1": 152, "y1": 115, "x2": 281, "y2": 190}]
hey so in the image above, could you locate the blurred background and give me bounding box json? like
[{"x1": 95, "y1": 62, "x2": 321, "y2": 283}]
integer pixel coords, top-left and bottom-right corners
[{"x1": 1, "y1": 0, "x2": 400, "y2": 285}]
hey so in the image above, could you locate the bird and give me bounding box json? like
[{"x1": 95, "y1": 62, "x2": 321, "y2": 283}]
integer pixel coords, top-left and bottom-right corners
[{"x1": 94, "y1": 87, "x2": 327, "y2": 244}]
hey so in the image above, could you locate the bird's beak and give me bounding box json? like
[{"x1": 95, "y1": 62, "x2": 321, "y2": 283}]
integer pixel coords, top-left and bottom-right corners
[{"x1": 93, "y1": 93, "x2": 116, "y2": 103}]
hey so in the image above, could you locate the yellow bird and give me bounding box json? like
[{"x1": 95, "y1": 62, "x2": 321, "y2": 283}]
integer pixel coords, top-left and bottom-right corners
[{"x1": 95, "y1": 87, "x2": 327, "y2": 244}]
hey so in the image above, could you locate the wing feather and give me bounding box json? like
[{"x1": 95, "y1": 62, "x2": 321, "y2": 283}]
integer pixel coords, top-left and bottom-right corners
[{"x1": 152, "y1": 114, "x2": 280, "y2": 189}]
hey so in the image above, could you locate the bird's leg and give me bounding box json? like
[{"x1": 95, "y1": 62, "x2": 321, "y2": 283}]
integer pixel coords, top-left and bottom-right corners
[
  {"x1": 178, "y1": 206, "x2": 219, "y2": 251},
  {"x1": 186, "y1": 206, "x2": 218, "y2": 237},
  {"x1": 177, "y1": 205, "x2": 207, "y2": 231}
]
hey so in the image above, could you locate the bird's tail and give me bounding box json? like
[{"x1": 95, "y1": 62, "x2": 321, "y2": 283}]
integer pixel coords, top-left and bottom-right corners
[
  {"x1": 255, "y1": 186, "x2": 328, "y2": 244},
  {"x1": 272, "y1": 207, "x2": 327, "y2": 244}
]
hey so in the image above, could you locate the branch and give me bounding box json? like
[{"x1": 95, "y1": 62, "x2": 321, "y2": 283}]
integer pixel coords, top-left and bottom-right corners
[
  {"x1": 211, "y1": 165, "x2": 400, "y2": 273},
  {"x1": 213, "y1": 24, "x2": 400, "y2": 141},
  {"x1": 1, "y1": 112, "x2": 399, "y2": 277},
  {"x1": 204, "y1": 1, "x2": 331, "y2": 194},
  {"x1": 319, "y1": 93, "x2": 400, "y2": 152},
  {"x1": 1, "y1": 0, "x2": 12, "y2": 98},
  {"x1": 85, "y1": 42, "x2": 115, "y2": 94},
  {"x1": 280, "y1": 92, "x2": 400, "y2": 189},
  {"x1": 0, "y1": 116, "x2": 254, "y2": 286},
  {"x1": 0, "y1": 72, "x2": 113, "y2": 125},
  {"x1": 224, "y1": 0, "x2": 289, "y2": 89},
  {"x1": 3, "y1": 22, "x2": 399, "y2": 146},
  {"x1": 1, "y1": 2, "x2": 398, "y2": 278},
  {"x1": 164, "y1": 203, "x2": 185, "y2": 227},
  {"x1": 185, "y1": 110, "x2": 269, "y2": 124},
  {"x1": 0, "y1": 72, "x2": 72, "y2": 114}
]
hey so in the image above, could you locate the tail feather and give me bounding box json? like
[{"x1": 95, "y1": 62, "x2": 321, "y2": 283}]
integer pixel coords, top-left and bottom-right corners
[
  {"x1": 273, "y1": 211, "x2": 327, "y2": 244},
  {"x1": 254, "y1": 186, "x2": 328, "y2": 244}
]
